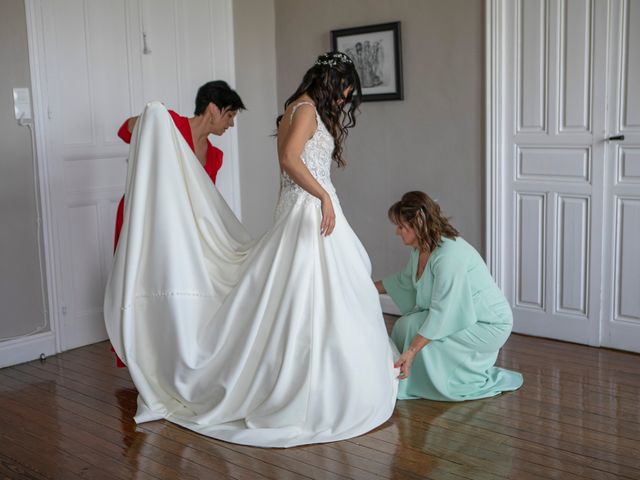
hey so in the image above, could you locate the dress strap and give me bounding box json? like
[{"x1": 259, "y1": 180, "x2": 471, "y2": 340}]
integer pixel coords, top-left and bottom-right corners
[{"x1": 289, "y1": 101, "x2": 316, "y2": 125}]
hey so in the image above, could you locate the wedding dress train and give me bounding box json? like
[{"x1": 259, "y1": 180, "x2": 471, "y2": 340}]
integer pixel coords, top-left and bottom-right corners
[{"x1": 104, "y1": 102, "x2": 398, "y2": 447}]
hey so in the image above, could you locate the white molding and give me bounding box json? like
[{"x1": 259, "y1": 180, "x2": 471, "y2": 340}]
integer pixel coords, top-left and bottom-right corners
[
  {"x1": 380, "y1": 294, "x2": 401, "y2": 316},
  {"x1": 600, "y1": 0, "x2": 623, "y2": 350},
  {"x1": 485, "y1": 0, "x2": 504, "y2": 288},
  {"x1": 225, "y1": 120, "x2": 242, "y2": 220},
  {"x1": 0, "y1": 332, "x2": 57, "y2": 369},
  {"x1": 211, "y1": 0, "x2": 242, "y2": 220},
  {"x1": 25, "y1": 0, "x2": 64, "y2": 354},
  {"x1": 224, "y1": 0, "x2": 242, "y2": 220}
]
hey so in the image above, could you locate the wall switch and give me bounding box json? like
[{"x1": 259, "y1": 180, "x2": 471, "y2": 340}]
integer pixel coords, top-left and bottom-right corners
[{"x1": 13, "y1": 87, "x2": 32, "y2": 121}]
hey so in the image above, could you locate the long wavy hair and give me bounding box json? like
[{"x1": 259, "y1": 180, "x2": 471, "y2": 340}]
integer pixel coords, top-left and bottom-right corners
[
  {"x1": 388, "y1": 191, "x2": 460, "y2": 252},
  {"x1": 276, "y1": 51, "x2": 362, "y2": 168}
]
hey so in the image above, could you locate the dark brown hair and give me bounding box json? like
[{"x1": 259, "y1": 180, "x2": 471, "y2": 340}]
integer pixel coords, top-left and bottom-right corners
[
  {"x1": 388, "y1": 191, "x2": 459, "y2": 252},
  {"x1": 276, "y1": 52, "x2": 362, "y2": 168},
  {"x1": 194, "y1": 80, "x2": 245, "y2": 115}
]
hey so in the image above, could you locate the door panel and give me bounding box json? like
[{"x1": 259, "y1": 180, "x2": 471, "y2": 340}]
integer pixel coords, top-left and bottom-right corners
[
  {"x1": 515, "y1": 192, "x2": 546, "y2": 310},
  {"x1": 615, "y1": 199, "x2": 640, "y2": 320},
  {"x1": 42, "y1": 0, "x2": 132, "y2": 350},
  {"x1": 558, "y1": 0, "x2": 593, "y2": 133},
  {"x1": 517, "y1": 0, "x2": 548, "y2": 133},
  {"x1": 620, "y1": 0, "x2": 640, "y2": 128},
  {"x1": 555, "y1": 195, "x2": 589, "y2": 315}
]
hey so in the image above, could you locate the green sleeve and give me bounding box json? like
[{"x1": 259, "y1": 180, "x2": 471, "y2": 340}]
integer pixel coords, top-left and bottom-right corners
[
  {"x1": 382, "y1": 256, "x2": 417, "y2": 315},
  {"x1": 418, "y1": 254, "x2": 477, "y2": 340}
]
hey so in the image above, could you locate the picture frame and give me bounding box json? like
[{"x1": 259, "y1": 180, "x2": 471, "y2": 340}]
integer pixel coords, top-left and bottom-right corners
[{"x1": 331, "y1": 21, "x2": 403, "y2": 102}]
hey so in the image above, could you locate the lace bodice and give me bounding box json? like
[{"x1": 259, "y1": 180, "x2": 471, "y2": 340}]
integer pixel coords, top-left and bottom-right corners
[{"x1": 276, "y1": 103, "x2": 337, "y2": 218}]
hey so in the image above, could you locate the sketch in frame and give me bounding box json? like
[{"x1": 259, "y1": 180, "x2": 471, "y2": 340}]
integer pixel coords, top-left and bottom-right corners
[{"x1": 331, "y1": 22, "x2": 403, "y2": 102}]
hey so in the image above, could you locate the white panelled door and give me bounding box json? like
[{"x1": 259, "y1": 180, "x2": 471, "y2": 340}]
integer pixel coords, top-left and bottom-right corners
[
  {"x1": 27, "y1": 0, "x2": 238, "y2": 352},
  {"x1": 492, "y1": 0, "x2": 640, "y2": 352},
  {"x1": 601, "y1": 0, "x2": 640, "y2": 351}
]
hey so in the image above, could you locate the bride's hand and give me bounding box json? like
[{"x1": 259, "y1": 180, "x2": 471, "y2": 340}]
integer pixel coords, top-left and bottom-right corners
[{"x1": 320, "y1": 195, "x2": 336, "y2": 236}]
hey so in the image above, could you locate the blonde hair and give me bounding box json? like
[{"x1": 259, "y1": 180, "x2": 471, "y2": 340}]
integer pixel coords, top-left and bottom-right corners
[{"x1": 388, "y1": 191, "x2": 459, "y2": 252}]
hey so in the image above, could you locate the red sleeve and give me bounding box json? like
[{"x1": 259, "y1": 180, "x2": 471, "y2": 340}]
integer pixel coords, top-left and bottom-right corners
[{"x1": 117, "y1": 118, "x2": 132, "y2": 144}]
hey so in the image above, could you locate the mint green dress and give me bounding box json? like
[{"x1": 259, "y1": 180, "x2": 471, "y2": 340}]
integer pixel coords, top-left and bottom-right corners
[{"x1": 383, "y1": 237, "x2": 523, "y2": 401}]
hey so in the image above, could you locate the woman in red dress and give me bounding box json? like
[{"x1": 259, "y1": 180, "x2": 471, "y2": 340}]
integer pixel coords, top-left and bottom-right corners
[{"x1": 112, "y1": 80, "x2": 245, "y2": 367}]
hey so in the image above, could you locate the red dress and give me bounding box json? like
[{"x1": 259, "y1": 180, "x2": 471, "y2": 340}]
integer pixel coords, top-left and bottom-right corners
[{"x1": 111, "y1": 110, "x2": 223, "y2": 367}]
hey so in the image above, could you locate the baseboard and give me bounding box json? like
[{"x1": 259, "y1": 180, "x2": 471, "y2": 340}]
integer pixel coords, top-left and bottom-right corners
[
  {"x1": 380, "y1": 294, "x2": 401, "y2": 316},
  {"x1": 0, "y1": 331, "x2": 57, "y2": 369},
  {"x1": 62, "y1": 314, "x2": 109, "y2": 351}
]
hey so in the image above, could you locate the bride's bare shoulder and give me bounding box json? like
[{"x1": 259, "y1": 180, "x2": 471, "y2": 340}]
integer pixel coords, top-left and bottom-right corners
[{"x1": 278, "y1": 98, "x2": 317, "y2": 140}]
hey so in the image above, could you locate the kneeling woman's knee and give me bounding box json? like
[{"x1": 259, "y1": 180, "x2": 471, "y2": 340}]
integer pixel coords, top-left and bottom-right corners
[{"x1": 391, "y1": 311, "x2": 428, "y2": 347}]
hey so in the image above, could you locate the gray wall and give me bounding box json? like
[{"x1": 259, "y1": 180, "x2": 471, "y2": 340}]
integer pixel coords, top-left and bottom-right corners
[
  {"x1": 0, "y1": 0, "x2": 47, "y2": 339},
  {"x1": 274, "y1": 0, "x2": 484, "y2": 278},
  {"x1": 233, "y1": 0, "x2": 280, "y2": 238},
  {"x1": 0, "y1": 0, "x2": 482, "y2": 342}
]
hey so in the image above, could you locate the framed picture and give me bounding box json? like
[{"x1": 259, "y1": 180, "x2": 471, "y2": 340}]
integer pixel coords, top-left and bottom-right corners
[{"x1": 331, "y1": 21, "x2": 403, "y2": 102}]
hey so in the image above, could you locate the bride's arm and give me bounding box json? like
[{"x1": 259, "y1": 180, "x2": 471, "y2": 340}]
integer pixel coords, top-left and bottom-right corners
[{"x1": 278, "y1": 105, "x2": 335, "y2": 236}]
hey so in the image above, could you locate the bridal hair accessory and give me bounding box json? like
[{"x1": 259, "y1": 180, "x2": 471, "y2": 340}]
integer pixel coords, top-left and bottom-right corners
[{"x1": 315, "y1": 52, "x2": 353, "y2": 68}]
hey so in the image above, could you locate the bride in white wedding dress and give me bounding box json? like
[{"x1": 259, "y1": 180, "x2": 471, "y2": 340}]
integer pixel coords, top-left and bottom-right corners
[{"x1": 104, "y1": 52, "x2": 398, "y2": 448}]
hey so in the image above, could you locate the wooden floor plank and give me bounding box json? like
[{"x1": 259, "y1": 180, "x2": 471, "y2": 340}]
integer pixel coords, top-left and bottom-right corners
[
  {"x1": 393, "y1": 400, "x2": 638, "y2": 480},
  {"x1": 1, "y1": 330, "x2": 639, "y2": 480},
  {"x1": 0, "y1": 370, "x2": 269, "y2": 480}
]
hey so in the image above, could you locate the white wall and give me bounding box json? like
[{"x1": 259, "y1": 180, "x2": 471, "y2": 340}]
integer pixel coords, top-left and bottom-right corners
[
  {"x1": 233, "y1": 0, "x2": 280, "y2": 238},
  {"x1": 274, "y1": 0, "x2": 485, "y2": 279},
  {"x1": 0, "y1": 0, "x2": 47, "y2": 340}
]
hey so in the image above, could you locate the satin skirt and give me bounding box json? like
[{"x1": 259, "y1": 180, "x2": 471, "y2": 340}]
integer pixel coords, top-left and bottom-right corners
[{"x1": 104, "y1": 102, "x2": 398, "y2": 447}]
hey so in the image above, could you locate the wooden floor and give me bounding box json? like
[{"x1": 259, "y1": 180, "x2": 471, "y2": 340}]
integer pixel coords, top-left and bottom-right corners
[{"x1": 1, "y1": 320, "x2": 639, "y2": 480}]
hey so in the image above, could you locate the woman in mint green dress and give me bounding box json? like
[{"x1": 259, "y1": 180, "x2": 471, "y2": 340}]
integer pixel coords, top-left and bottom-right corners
[{"x1": 375, "y1": 191, "x2": 523, "y2": 401}]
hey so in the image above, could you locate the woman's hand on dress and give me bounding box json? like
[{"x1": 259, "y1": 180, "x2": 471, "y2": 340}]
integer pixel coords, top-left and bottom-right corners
[
  {"x1": 395, "y1": 350, "x2": 415, "y2": 379},
  {"x1": 395, "y1": 335, "x2": 429, "y2": 379},
  {"x1": 320, "y1": 194, "x2": 336, "y2": 236}
]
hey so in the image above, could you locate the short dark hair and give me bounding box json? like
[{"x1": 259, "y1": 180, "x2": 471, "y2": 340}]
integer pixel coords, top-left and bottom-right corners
[{"x1": 194, "y1": 80, "x2": 246, "y2": 115}]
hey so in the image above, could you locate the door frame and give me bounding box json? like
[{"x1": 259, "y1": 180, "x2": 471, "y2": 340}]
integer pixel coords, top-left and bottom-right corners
[{"x1": 485, "y1": 0, "x2": 507, "y2": 291}]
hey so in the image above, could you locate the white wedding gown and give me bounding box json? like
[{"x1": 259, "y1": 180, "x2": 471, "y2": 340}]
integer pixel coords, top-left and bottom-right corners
[{"x1": 104, "y1": 102, "x2": 398, "y2": 448}]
